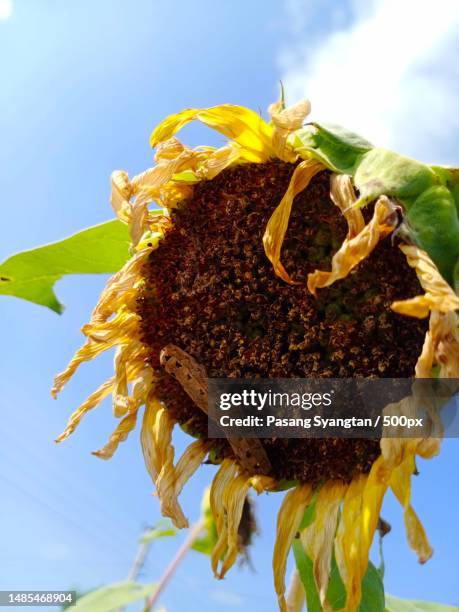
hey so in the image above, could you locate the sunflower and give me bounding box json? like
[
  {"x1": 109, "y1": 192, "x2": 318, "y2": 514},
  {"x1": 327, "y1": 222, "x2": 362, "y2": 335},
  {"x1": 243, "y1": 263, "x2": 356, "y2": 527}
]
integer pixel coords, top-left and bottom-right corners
[{"x1": 53, "y1": 98, "x2": 459, "y2": 611}]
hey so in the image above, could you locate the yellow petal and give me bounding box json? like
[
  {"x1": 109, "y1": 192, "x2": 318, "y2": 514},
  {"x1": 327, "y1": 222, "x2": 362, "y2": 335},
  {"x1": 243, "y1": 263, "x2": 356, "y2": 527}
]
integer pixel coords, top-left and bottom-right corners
[
  {"x1": 155, "y1": 439, "x2": 211, "y2": 534},
  {"x1": 329, "y1": 173, "x2": 365, "y2": 237},
  {"x1": 150, "y1": 104, "x2": 275, "y2": 162},
  {"x1": 415, "y1": 328, "x2": 435, "y2": 378},
  {"x1": 390, "y1": 454, "x2": 433, "y2": 563},
  {"x1": 300, "y1": 481, "x2": 346, "y2": 607},
  {"x1": 285, "y1": 569, "x2": 305, "y2": 612},
  {"x1": 197, "y1": 142, "x2": 244, "y2": 180},
  {"x1": 273, "y1": 484, "x2": 313, "y2": 612},
  {"x1": 263, "y1": 159, "x2": 324, "y2": 283},
  {"x1": 429, "y1": 311, "x2": 459, "y2": 378},
  {"x1": 90, "y1": 250, "x2": 151, "y2": 324},
  {"x1": 92, "y1": 409, "x2": 138, "y2": 460},
  {"x1": 334, "y1": 475, "x2": 366, "y2": 597},
  {"x1": 140, "y1": 394, "x2": 190, "y2": 528},
  {"x1": 110, "y1": 170, "x2": 133, "y2": 223},
  {"x1": 113, "y1": 345, "x2": 129, "y2": 417},
  {"x1": 174, "y1": 439, "x2": 211, "y2": 495},
  {"x1": 335, "y1": 457, "x2": 390, "y2": 612},
  {"x1": 210, "y1": 459, "x2": 239, "y2": 575},
  {"x1": 92, "y1": 365, "x2": 152, "y2": 459},
  {"x1": 52, "y1": 310, "x2": 139, "y2": 398},
  {"x1": 219, "y1": 474, "x2": 251, "y2": 578},
  {"x1": 268, "y1": 99, "x2": 311, "y2": 161},
  {"x1": 308, "y1": 195, "x2": 397, "y2": 295},
  {"x1": 391, "y1": 245, "x2": 459, "y2": 318},
  {"x1": 55, "y1": 377, "x2": 114, "y2": 443}
]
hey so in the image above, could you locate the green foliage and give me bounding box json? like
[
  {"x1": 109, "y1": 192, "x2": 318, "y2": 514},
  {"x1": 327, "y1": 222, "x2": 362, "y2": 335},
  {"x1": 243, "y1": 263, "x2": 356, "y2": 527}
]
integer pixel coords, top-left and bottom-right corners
[
  {"x1": 292, "y1": 539, "x2": 322, "y2": 612},
  {"x1": 359, "y1": 562, "x2": 385, "y2": 612},
  {"x1": 72, "y1": 581, "x2": 156, "y2": 611},
  {"x1": 191, "y1": 487, "x2": 218, "y2": 555},
  {"x1": 140, "y1": 519, "x2": 177, "y2": 544},
  {"x1": 0, "y1": 219, "x2": 130, "y2": 313},
  {"x1": 386, "y1": 595, "x2": 459, "y2": 611}
]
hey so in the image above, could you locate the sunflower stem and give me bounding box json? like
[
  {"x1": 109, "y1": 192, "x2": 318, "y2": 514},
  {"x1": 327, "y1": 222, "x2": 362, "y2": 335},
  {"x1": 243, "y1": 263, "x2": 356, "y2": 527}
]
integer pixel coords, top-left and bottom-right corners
[{"x1": 144, "y1": 519, "x2": 204, "y2": 611}]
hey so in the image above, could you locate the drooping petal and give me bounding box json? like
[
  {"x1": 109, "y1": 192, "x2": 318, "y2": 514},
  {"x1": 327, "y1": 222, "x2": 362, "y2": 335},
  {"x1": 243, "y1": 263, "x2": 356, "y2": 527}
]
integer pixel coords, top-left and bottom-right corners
[
  {"x1": 429, "y1": 310, "x2": 459, "y2": 378},
  {"x1": 55, "y1": 377, "x2": 114, "y2": 443},
  {"x1": 334, "y1": 475, "x2": 366, "y2": 599},
  {"x1": 308, "y1": 195, "x2": 397, "y2": 295},
  {"x1": 93, "y1": 365, "x2": 153, "y2": 459},
  {"x1": 150, "y1": 105, "x2": 275, "y2": 162},
  {"x1": 140, "y1": 393, "x2": 190, "y2": 528},
  {"x1": 335, "y1": 457, "x2": 390, "y2": 612},
  {"x1": 391, "y1": 245, "x2": 459, "y2": 318},
  {"x1": 210, "y1": 459, "x2": 239, "y2": 575},
  {"x1": 263, "y1": 159, "x2": 324, "y2": 283},
  {"x1": 151, "y1": 439, "x2": 211, "y2": 535},
  {"x1": 92, "y1": 409, "x2": 138, "y2": 460},
  {"x1": 285, "y1": 569, "x2": 305, "y2": 612},
  {"x1": 268, "y1": 99, "x2": 311, "y2": 162},
  {"x1": 174, "y1": 439, "x2": 211, "y2": 495},
  {"x1": 52, "y1": 311, "x2": 139, "y2": 397},
  {"x1": 390, "y1": 454, "x2": 433, "y2": 563},
  {"x1": 273, "y1": 484, "x2": 313, "y2": 612},
  {"x1": 112, "y1": 345, "x2": 130, "y2": 417},
  {"x1": 90, "y1": 250, "x2": 151, "y2": 324},
  {"x1": 415, "y1": 328, "x2": 435, "y2": 378},
  {"x1": 157, "y1": 440, "x2": 209, "y2": 528},
  {"x1": 329, "y1": 173, "x2": 365, "y2": 237},
  {"x1": 219, "y1": 474, "x2": 251, "y2": 578},
  {"x1": 300, "y1": 481, "x2": 347, "y2": 608}
]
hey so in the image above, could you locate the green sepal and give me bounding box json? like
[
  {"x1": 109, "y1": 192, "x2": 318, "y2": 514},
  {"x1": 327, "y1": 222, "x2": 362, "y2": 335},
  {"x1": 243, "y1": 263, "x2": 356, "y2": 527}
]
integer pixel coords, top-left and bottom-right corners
[
  {"x1": 353, "y1": 148, "x2": 440, "y2": 207},
  {"x1": 293, "y1": 122, "x2": 373, "y2": 174},
  {"x1": 404, "y1": 185, "x2": 459, "y2": 284}
]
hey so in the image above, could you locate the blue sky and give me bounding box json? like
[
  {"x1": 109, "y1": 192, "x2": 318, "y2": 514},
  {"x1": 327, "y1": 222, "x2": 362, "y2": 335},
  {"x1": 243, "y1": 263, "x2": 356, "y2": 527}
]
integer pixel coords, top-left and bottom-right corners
[{"x1": 1, "y1": 0, "x2": 459, "y2": 610}]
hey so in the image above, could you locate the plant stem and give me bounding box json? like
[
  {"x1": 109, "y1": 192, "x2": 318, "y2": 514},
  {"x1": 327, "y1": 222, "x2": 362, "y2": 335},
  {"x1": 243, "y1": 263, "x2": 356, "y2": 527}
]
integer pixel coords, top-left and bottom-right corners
[{"x1": 144, "y1": 519, "x2": 204, "y2": 611}]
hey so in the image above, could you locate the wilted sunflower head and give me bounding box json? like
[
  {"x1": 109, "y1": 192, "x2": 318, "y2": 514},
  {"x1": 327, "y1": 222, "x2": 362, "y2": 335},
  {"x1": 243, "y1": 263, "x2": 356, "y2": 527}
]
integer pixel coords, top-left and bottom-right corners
[{"x1": 53, "y1": 97, "x2": 459, "y2": 611}]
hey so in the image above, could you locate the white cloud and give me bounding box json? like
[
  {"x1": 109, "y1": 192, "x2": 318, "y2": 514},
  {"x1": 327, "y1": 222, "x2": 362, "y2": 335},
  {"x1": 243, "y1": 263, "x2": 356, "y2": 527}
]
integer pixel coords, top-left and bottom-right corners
[
  {"x1": 0, "y1": 0, "x2": 12, "y2": 21},
  {"x1": 279, "y1": 0, "x2": 459, "y2": 164}
]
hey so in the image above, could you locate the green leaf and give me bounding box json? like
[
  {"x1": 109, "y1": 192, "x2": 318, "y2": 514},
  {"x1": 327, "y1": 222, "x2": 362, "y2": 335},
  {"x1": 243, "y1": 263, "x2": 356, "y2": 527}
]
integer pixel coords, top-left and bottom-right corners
[
  {"x1": 292, "y1": 538, "x2": 322, "y2": 612},
  {"x1": 386, "y1": 594, "x2": 459, "y2": 611},
  {"x1": 140, "y1": 519, "x2": 177, "y2": 544},
  {"x1": 0, "y1": 219, "x2": 130, "y2": 313},
  {"x1": 72, "y1": 581, "x2": 157, "y2": 611},
  {"x1": 359, "y1": 561, "x2": 385, "y2": 612},
  {"x1": 325, "y1": 554, "x2": 347, "y2": 611},
  {"x1": 191, "y1": 487, "x2": 218, "y2": 556}
]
